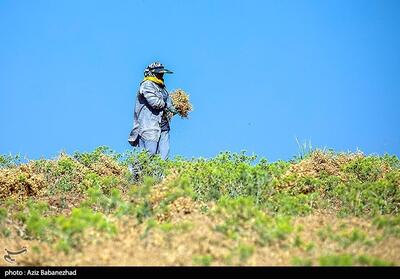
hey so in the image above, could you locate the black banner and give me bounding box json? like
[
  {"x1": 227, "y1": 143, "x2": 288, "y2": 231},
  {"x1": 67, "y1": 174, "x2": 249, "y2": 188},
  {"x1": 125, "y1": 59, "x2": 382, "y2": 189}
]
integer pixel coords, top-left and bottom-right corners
[{"x1": 1, "y1": 266, "x2": 399, "y2": 278}]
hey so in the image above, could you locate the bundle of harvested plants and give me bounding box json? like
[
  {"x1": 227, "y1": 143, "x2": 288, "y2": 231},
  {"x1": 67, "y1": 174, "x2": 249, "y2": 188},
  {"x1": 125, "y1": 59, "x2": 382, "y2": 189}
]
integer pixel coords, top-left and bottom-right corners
[{"x1": 169, "y1": 89, "x2": 193, "y2": 118}]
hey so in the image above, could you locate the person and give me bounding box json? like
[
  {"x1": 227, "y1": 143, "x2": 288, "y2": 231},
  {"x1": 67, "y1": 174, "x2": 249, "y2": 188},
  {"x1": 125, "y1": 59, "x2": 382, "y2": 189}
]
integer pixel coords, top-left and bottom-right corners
[{"x1": 128, "y1": 62, "x2": 178, "y2": 160}]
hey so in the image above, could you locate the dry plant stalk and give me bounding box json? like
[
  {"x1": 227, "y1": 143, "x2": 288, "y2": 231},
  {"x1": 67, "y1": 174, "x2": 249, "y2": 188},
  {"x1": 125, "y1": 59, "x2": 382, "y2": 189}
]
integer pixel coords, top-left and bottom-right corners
[{"x1": 169, "y1": 89, "x2": 193, "y2": 118}]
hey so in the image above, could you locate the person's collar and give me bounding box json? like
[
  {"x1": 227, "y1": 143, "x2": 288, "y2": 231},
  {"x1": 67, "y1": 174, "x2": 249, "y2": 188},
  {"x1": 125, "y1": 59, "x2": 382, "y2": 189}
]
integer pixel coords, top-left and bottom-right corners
[{"x1": 143, "y1": 76, "x2": 164, "y2": 86}]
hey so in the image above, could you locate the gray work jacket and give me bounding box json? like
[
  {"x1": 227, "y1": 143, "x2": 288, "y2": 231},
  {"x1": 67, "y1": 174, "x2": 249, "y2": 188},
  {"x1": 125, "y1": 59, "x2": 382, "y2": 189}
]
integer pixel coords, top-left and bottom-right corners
[{"x1": 128, "y1": 80, "x2": 172, "y2": 146}]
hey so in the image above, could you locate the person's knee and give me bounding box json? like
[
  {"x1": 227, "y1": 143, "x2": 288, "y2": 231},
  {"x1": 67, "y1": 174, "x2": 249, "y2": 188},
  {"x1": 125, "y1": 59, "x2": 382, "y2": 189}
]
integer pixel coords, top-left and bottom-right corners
[
  {"x1": 139, "y1": 138, "x2": 158, "y2": 155},
  {"x1": 160, "y1": 143, "x2": 170, "y2": 160},
  {"x1": 147, "y1": 144, "x2": 158, "y2": 155}
]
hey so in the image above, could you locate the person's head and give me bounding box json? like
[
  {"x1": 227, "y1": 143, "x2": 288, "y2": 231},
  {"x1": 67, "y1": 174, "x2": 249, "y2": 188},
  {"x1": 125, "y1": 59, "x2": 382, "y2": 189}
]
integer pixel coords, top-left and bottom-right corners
[{"x1": 144, "y1": 62, "x2": 173, "y2": 79}]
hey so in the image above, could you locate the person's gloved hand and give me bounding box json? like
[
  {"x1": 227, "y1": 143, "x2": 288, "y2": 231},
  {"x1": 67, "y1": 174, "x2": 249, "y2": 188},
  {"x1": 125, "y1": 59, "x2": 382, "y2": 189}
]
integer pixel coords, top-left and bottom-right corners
[
  {"x1": 165, "y1": 98, "x2": 178, "y2": 115},
  {"x1": 167, "y1": 104, "x2": 179, "y2": 115}
]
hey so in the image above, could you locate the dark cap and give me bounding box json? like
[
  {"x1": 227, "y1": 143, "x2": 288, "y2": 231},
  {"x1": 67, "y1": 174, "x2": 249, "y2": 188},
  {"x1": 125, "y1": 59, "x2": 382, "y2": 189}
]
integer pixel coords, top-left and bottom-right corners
[{"x1": 145, "y1": 62, "x2": 173, "y2": 75}]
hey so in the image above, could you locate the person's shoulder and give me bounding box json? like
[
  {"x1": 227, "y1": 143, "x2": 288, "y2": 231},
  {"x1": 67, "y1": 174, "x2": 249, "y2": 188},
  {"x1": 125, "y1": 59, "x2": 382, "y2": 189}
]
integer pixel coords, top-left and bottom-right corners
[
  {"x1": 140, "y1": 80, "x2": 157, "y2": 91},
  {"x1": 140, "y1": 80, "x2": 153, "y2": 87}
]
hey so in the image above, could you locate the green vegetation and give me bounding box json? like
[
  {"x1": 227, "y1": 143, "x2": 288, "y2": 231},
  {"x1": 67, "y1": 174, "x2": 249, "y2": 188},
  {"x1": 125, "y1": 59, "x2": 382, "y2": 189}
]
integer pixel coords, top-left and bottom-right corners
[
  {"x1": 292, "y1": 254, "x2": 394, "y2": 266},
  {"x1": 0, "y1": 153, "x2": 22, "y2": 168},
  {"x1": 1, "y1": 147, "x2": 399, "y2": 265},
  {"x1": 193, "y1": 254, "x2": 214, "y2": 266},
  {"x1": 11, "y1": 199, "x2": 117, "y2": 253},
  {"x1": 214, "y1": 196, "x2": 293, "y2": 246},
  {"x1": 318, "y1": 254, "x2": 394, "y2": 266},
  {"x1": 317, "y1": 225, "x2": 376, "y2": 248},
  {"x1": 373, "y1": 215, "x2": 400, "y2": 238},
  {"x1": 53, "y1": 207, "x2": 117, "y2": 253}
]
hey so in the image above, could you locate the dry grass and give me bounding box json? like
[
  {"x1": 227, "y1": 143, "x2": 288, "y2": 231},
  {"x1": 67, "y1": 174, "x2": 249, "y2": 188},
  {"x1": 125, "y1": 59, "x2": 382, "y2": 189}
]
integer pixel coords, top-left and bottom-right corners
[
  {"x1": 0, "y1": 163, "x2": 46, "y2": 201},
  {"x1": 288, "y1": 150, "x2": 365, "y2": 180},
  {"x1": 1, "y1": 149, "x2": 399, "y2": 266},
  {"x1": 0, "y1": 153, "x2": 126, "y2": 202},
  {"x1": 2, "y1": 209, "x2": 400, "y2": 266},
  {"x1": 170, "y1": 89, "x2": 193, "y2": 118}
]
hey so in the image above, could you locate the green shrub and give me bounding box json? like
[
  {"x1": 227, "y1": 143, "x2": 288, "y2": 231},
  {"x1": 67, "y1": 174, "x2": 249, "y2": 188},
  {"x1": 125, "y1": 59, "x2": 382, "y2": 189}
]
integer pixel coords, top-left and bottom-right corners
[
  {"x1": 13, "y1": 200, "x2": 116, "y2": 253},
  {"x1": 0, "y1": 154, "x2": 21, "y2": 168},
  {"x1": 318, "y1": 254, "x2": 393, "y2": 266},
  {"x1": 22, "y1": 200, "x2": 51, "y2": 240},
  {"x1": 214, "y1": 196, "x2": 293, "y2": 246},
  {"x1": 193, "y1": 255, "x2": 213, "y2": 266},
  {"x1": 332, "y1": 179, "x2": 400, "y2": 216},
  {"x1": 318, "y1": 225, "x2": 375, "y2": 248},
  {"x1": 158, "y1": 221, "x2": 193, "y2": 234},
  {"x1": 0, "y1": 207, "x2": 6, "y2": 223},
  {"x1": 292, "y1": 257, "x2": 313, "y2": 266},
  {"x1": 0, "y1": 207, "x2": 10, "y2": 237},
  {"x1": 373, "y1": 215, "x2": 400, "y2": 237},
  {"x1": 81, "y1": 173, "x2": 132, "y2": 216},
  {"x1": 129, "y1": 176, "x2": 156, "y2": 223},
  {"x1": 172, "y1": 151, "x2": 271, "y2": 203},
  {"x1": 122, "y1": 150, "x2": 168, "y2": 182},
  {"x1": 237, "y1": 243, "x2": 254, "y2": 262},
  {"x1": 265, "y1": 192, "x2": 319, "y2": 216},
  {"x1": 266, "y1": 160, "x2": 292, "y2": 179},
  {"x1": 342, "y1": 156, "x2": 391, "y2": 183},
  {"x1": 73, "y1": 146, "x2": 120, "y2": 167},
  {"x1": 156, "y1": 176, "x2": 195, "y2": 213},
  {"x1": 224, "y1": 243, "x2": 255, "y2": 265},
  {"x1": 54, "y1": 207, "x2": 117, "y2": 253}
]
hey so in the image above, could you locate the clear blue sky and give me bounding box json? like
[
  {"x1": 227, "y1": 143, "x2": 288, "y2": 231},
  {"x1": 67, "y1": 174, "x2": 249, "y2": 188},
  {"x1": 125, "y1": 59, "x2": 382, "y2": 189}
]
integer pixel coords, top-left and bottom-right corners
[{"x1": 1, "y1": 0, "x2": 399, "y2": 162}]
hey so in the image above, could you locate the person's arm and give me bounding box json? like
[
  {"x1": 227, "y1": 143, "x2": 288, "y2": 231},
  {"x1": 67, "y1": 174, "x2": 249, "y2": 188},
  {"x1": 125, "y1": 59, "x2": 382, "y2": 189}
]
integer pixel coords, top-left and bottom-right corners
[
  {"x1": 140, "y1": 81, "x2": 166, "y2": 109},
  {"x1": 165, "y1": 96, "x2": 178, "y2": 115}
]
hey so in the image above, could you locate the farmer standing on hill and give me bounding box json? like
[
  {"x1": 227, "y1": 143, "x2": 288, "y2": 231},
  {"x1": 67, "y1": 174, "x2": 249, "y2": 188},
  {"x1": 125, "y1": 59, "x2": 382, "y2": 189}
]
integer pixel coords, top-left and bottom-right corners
[{"x1": 128, "y1": 62, "x2": 178, "y2": 160}]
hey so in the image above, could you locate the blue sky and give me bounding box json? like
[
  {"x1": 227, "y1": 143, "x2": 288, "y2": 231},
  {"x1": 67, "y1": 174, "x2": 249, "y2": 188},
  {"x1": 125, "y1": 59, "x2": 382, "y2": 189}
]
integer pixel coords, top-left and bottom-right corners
[{"x1": 0, "y1": 0, "x2": 399, "y2": 162}]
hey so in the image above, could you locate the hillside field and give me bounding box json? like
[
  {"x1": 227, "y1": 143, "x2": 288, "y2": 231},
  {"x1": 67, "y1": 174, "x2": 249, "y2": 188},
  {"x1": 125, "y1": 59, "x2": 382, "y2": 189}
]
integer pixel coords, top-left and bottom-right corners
[{"x1": 1, "y1": 147, "x2": 399, "y2": 266}]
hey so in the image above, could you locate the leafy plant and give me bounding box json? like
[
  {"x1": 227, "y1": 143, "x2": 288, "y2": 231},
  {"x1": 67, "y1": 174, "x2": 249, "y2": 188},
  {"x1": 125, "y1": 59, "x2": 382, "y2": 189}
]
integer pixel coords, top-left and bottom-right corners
[
  {"x1": 332, "y1": 179, "x2": 400, "y2": 216},
  {"x1": 22, "y1": 200, "x2": 51, "y2": 240},
  {"x1": 14, "y1": 199, "x2": 116, "y2": 254},
  {"x1": 373, "y1": 215, "x2": 400, "y2": 238},
  {"x1": 172, "y1": 151, "x2": 271, "y2": 203},
  {"x1": 318, "y1": 225, "x2": 375, "y2": 248},
  {"x1": 0, "y1": 207, "x2": 11, "y2": 237},
  {"x1": 318, "y1": 254, "x2": 393, "y2": 266},
  {"x1": 54, "y1": 207, "x2": 117, "y2": 253},
  {"x1": 265, "y1": 192, "x2": 318, "y2": 216},
  {"x1": 0, "y1": 154, "x2": 22, "y2": 168},
  {"x1": 193, "y1": 255, "x2": 213, "y2": 266},
  {"x1": 342, "y1": 156, "x2": 391, "y2": 183},
  {"x1": 214, "y1": 196, "x2": 293, "y2": 246}
]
